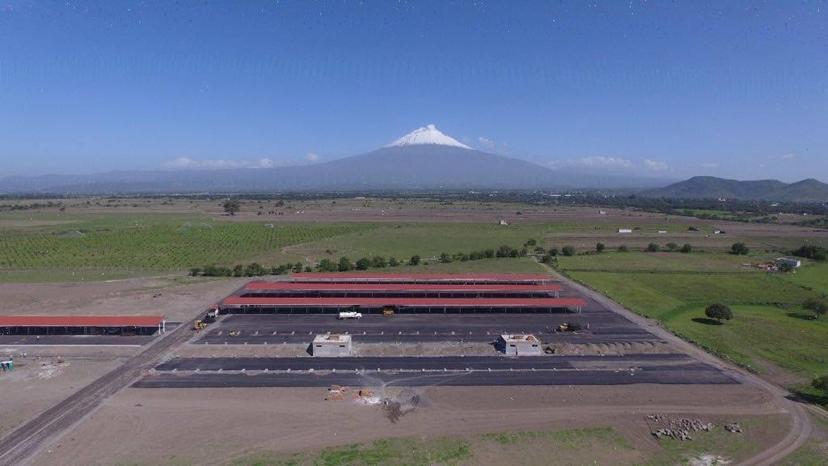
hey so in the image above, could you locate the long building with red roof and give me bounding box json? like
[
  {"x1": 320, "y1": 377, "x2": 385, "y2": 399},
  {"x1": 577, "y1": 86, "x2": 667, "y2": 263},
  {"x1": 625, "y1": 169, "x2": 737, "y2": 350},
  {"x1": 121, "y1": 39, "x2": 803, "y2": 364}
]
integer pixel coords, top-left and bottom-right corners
[
  {"x1": 287, "y1": 272, "x2": 552, "y2": 285},
  {"x1": 0, "y1": 315, "x2": 167, "y2": 336},
  {"x1": 220, "y1": 273, "x2": 585, "y2": 314}
]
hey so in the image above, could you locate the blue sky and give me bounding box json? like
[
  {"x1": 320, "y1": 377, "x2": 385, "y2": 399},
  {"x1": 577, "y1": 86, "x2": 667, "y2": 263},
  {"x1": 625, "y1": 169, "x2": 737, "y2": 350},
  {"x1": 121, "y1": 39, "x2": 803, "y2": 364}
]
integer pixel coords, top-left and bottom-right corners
[{"x1": 0, "y1": 0, "x2": 826, "y2": 181}]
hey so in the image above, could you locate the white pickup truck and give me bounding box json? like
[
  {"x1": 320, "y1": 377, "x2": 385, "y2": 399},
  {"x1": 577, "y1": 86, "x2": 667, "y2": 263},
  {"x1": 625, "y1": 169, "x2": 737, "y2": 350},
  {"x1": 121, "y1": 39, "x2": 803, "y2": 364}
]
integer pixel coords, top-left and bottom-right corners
[{"x1": 337, "y1": 311, "x2": 362, "y2": 320}]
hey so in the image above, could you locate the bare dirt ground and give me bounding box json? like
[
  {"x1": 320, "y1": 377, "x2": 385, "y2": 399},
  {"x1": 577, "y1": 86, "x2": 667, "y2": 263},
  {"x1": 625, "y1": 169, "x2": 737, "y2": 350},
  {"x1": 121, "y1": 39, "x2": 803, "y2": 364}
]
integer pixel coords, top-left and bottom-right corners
[
  {"x1": 29, "y1": 384, "x2": 785, "y2": 466},
  {"x1": 174, "y1": 341, "x2": 675, "y2": 359},
  {"x1": 0, "y1": 276, "x2": 246, "y2": 322},
  {"x1": 0, "y1": 356, "x2": 127, "y2": 439},
  {"x1": 0, "y1": 277, "x2": 246, "y2": 460}
]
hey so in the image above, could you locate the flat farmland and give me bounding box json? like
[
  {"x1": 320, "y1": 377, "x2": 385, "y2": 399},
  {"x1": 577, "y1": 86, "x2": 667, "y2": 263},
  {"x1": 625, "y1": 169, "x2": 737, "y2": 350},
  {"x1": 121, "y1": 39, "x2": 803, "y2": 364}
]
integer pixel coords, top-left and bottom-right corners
[
  {"x1": 558, "y1": 253, "x2": 828, "y2": 392},
  {"x1": 0, "y1": 213, "x2": 374, "y2": 274}
]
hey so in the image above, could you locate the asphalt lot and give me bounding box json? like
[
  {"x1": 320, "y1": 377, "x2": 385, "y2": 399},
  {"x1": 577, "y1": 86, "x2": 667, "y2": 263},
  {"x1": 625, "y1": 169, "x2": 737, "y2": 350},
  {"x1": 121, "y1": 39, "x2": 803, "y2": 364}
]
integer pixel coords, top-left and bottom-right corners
[
  {"x1": 196, "y1": 311, "x2": 660, "y2": 345},
  {"x1": 157, "y1": 353, "x2": 696, "y2": 371},
  {"x1": 135, "y1": 367, "x2": 736, "y2": 388},
  {"x1": 136, "y1": 353, "x2": 735, "y2": 387}
]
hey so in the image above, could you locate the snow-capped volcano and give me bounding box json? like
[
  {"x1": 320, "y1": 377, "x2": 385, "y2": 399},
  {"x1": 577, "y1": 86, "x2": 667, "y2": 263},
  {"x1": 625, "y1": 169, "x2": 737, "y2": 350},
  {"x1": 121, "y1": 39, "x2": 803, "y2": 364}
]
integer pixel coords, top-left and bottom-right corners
[{"x1": 386, "y1": 124, "x2": 471, "y2": 149}]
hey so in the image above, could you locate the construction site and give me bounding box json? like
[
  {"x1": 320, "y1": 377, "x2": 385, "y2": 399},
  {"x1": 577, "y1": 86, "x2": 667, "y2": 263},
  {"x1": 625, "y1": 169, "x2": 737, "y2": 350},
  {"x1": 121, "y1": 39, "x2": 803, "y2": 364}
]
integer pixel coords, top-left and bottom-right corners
[
  {"x1": 0, "y1": 271, "x2": 812, "y2": 465},
  {"x1": 136, "y1": 273, "x2": 735, "y2": 389}
]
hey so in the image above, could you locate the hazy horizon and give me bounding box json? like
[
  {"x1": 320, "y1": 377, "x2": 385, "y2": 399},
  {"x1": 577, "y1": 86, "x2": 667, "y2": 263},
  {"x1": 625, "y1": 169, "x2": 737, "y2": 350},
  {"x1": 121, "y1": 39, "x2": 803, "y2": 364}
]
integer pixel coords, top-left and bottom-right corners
[{"x1": 1, "y1": 1, "x2": 826, "y2": 183}]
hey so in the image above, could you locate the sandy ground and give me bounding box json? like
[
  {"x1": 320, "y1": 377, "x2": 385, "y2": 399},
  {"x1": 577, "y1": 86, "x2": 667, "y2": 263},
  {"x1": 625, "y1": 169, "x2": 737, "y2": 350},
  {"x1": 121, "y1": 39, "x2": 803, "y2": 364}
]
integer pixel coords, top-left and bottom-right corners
[
  {"x1": 0, "y1": 355, "x2": 128, "y2": 438},
  {"x1": 28, "y1": 384, "x2": 786, "y2": 466},
  {"x1": 0, "y1": 277, "x2": 247, "y2": 322},
  {"x1": 175, "y1": 340, "x2": 675, "y2": 359}
]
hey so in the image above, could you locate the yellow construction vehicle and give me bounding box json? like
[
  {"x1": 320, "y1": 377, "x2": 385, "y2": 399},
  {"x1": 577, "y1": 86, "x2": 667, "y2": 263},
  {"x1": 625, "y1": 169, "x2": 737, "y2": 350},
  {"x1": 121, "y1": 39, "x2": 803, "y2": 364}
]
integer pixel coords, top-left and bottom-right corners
[
  {"x1": 193, "y1": 320, "x2": 207, "y2": 331},
  {"x1": 382, "y1": 306, "x2": 395, "y2": 317}
]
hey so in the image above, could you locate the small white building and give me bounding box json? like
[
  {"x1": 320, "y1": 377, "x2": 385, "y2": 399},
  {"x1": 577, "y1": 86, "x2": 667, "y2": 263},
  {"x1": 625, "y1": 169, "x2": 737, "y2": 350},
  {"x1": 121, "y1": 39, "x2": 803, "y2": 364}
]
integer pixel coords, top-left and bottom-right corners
[
  {"x1": 498, "y1": 219, "x2": 509, "y2": 226},
  {"x1": 311, "y1": 334, "x2": 352, "y2": 357},
  {"x1": 775, "y1": 257, "x2": 802, "y2": 269},
  {"x1": 617, "y1": 228, "x2": 633, "y2": 234},
  {"x1": 658, "y1": 230, "x2": 667, "y2": 234},
  {"x1": 498, "y1": 334, "x2": 543, "y2": 356}
]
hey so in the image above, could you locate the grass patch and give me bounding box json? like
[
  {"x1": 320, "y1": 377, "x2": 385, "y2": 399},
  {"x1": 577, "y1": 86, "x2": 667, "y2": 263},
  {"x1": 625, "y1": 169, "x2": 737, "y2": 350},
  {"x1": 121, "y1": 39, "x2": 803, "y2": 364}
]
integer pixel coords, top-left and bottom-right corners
[
  {"x1": 564, "y1": 263, "x2": 827, "y2": 379},
  {"x1": 231, "y1": 426, "x2": 635, "y2": 466}
]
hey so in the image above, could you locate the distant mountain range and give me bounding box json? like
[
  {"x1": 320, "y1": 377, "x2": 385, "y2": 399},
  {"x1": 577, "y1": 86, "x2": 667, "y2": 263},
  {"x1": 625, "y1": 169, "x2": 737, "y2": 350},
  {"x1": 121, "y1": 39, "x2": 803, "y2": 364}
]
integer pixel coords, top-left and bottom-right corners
[
  {"x1": 643, "y1": 176, "x2": 828, "y2": 203},
  {"x1": 0, "y1": 125, "x2": 667, "y2": 194}
]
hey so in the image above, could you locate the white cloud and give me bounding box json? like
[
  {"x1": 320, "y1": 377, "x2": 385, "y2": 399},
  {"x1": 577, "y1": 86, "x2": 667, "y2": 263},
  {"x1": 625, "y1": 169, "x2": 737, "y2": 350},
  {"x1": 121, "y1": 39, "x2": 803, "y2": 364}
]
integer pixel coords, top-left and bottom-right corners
[
  {"x1": 780, "y1": 153, "x2": 796, "y2": 160},
  {"x1": 477, "y1": 137, "x2": 496, "y2": 150},
  {"x1": 306, "y1": 152, "x2": 320, "y2": 162},
  {"x1": 162, "y1": 157, "x2": 277, "y2": 170},
  {"x1": 643, "y1": 159, "x2": 669, "y2": 171},
  {"x1": 577, "y1": 156, "x2": 633, "y2": 169},
  {"x1": 700, "y1": 162, "x2": 719, "y2": 169}
]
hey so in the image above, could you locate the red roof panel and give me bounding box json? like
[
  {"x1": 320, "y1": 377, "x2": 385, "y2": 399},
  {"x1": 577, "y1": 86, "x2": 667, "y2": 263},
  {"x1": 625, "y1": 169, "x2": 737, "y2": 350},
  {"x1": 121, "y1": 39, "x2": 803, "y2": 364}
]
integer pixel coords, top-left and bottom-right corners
[
  {"x1": 222, "y1": 296, "x2": 585, "y2": 308},
  {"x1": 288, "y1": 273, "x2": 551, "y2": 282},
  {"x1": 0, "y1": 315, "x2": 165, "y2": 327},
  {"x1": 243, "y1": 281, "x2": 561, "y2": 292}
]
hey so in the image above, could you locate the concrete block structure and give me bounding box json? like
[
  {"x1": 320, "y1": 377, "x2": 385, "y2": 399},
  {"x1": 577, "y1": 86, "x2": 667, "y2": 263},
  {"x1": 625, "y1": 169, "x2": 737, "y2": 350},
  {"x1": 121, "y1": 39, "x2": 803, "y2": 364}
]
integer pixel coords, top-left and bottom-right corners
[
  {"x1": 312, "y1": 334, "x2": 352, "y2": 357},
  {"x1": 498, "y1": 334, "x2": 542, "y2": 356}
]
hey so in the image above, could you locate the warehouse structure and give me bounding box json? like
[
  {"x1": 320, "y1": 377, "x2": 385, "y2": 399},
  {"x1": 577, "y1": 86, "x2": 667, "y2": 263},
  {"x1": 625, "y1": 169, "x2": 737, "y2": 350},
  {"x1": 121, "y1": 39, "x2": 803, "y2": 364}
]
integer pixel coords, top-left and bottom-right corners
[
  {"x1": 219, "y1": 273, "x2": 585, "y2": 314},
  {"x1": 0, "y1": 315, "x2": 167, "y2": 336}
]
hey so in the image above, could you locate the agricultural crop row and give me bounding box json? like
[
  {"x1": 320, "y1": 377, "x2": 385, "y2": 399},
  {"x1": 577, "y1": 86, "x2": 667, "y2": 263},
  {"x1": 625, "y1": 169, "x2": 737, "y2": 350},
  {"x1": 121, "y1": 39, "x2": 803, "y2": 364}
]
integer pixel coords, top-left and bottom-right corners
[{"x1": 0, "y1": 218, "x2": 375, "y2": 270}]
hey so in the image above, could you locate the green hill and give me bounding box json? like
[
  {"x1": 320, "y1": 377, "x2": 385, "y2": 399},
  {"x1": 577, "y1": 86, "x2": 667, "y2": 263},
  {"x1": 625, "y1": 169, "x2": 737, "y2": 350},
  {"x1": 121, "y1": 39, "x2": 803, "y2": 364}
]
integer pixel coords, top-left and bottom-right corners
[{"x1": 643, "y1": 176, "x2": 828, "y2": 202}]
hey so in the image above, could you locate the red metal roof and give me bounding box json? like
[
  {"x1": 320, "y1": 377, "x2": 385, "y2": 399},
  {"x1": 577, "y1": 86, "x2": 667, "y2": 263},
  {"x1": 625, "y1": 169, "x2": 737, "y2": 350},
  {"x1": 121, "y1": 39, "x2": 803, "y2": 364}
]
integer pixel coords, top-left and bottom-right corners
[
  {"x1": 222, "y1": 296, "x2": 585, "y2": 308},
  {"x1": 244, "y1": 281, "x2": 561, "y2": 292},
  {"x1": 288, "y1": 273, "x2": 552, "y2": 283},
  {"x1": 0, "y1": 315, "x2": 165, "y2": 327}
]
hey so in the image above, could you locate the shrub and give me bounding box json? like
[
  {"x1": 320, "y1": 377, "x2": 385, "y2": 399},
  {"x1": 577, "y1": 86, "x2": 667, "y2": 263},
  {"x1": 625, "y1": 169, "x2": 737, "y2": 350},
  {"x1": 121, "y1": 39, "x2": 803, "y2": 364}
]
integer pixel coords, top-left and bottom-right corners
[
  {"x1": 814, "y1": 375, "x2": 828, "y2": 391},
  {"x1": 596, "y1": 242, "x2": 605, "y2": 253},
  {"x1": 666, "y1": 242, "x2": 678, "y2": 252},
  {"x1": 792, "y1": 245, "x2": 827, "y2": 262},
  {"x1": 355, "y1": 258, "x2": 370, "y2": 270},
  {"x1": 617, "y1": 245, "x2": 629, "y2": 252},
  {"x1": 803, "y1": 298, "x2": 827, "y2": 319},
  {"x1": 439, "y1": 252, "x2": 452, "y2": 263},
  {"x1": 371, "y1": 256, "x2": 387, "y2": 268},
  {"x1": 409, "y1": 255, "x2": 421, "y2": 266},
  {"x1": 189, "y1": 267, "x2": 201, "y2": 276},
  {"x1": 730, "y1": 242, "x2": 749, "y2": 255},
  {"x1": 561, "y1": 246, "x2": 575, "y2": 256},
  {"x1": 705, "y1": 303, "x2": 733, "y2": 322},
  {"x1": 680, "y1": 244, "x2": 692, "y2": 253},
  {"x1": 646, "y1": 243, "x2": 659, "y2": 252},
  {"x1": 338, "y1": 257, "x2": 354, "y2": 271}
]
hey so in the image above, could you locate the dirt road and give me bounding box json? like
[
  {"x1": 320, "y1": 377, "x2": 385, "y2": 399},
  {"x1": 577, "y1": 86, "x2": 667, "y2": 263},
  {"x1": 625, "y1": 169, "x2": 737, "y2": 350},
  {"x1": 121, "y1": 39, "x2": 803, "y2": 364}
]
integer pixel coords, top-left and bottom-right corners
[
  {"x1": 540, "y1": 262, "x2": 814, "y2": 466},
  {"x1": 0, "y1": 314, "x2": 200, "y2": 466}
]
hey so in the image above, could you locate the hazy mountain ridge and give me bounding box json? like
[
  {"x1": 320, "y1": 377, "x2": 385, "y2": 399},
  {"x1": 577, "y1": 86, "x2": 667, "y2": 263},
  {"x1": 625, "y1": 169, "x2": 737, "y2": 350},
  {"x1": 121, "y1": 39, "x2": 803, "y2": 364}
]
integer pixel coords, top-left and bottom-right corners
[
  {"x1": 0, "y1": 147, "x2": 667, "y2": 193},
  {"x1": 643, "y1": 176, "x2": 828, "y2": 202}
]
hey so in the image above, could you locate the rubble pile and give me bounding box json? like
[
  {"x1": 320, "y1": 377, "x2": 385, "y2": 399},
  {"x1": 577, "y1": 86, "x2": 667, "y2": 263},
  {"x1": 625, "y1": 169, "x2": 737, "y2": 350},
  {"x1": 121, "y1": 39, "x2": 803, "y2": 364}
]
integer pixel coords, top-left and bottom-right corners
[
  {"x1": 724, "y1": 422, "x2": 742, "y2": 433},
  {"x1": 647, "y1": 415, "x2": 714, "y2": 441}
]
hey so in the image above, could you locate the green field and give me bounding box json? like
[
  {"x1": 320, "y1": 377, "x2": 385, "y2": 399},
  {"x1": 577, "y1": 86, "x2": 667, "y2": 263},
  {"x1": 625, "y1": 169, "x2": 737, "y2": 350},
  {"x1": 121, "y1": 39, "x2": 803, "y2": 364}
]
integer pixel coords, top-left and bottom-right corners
[
  {"x1": 0, "y1": 214, "x2": 375, "y2": 272},
  {"x1": 560, "y1": 253, "x2": 828, "y2": 380}
]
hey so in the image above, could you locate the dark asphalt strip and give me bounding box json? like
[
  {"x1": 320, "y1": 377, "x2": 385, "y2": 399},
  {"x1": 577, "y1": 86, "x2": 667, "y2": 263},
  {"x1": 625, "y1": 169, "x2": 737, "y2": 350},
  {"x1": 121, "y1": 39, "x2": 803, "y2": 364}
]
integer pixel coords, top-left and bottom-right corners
[{"x1": 134, "y1": 367, "x2": 738, "y2": 388}]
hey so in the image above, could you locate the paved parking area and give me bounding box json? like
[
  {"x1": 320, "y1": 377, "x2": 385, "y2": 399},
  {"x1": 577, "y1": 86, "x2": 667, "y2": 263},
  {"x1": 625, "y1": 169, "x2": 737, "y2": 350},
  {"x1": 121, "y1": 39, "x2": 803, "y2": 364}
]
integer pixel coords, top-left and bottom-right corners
[
  {"x1": 196, "y1": 311, "x2": 660, "y2": 345},
  {"x1": 136, "y1": 354, "x2": 736, "y2": 387}
]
